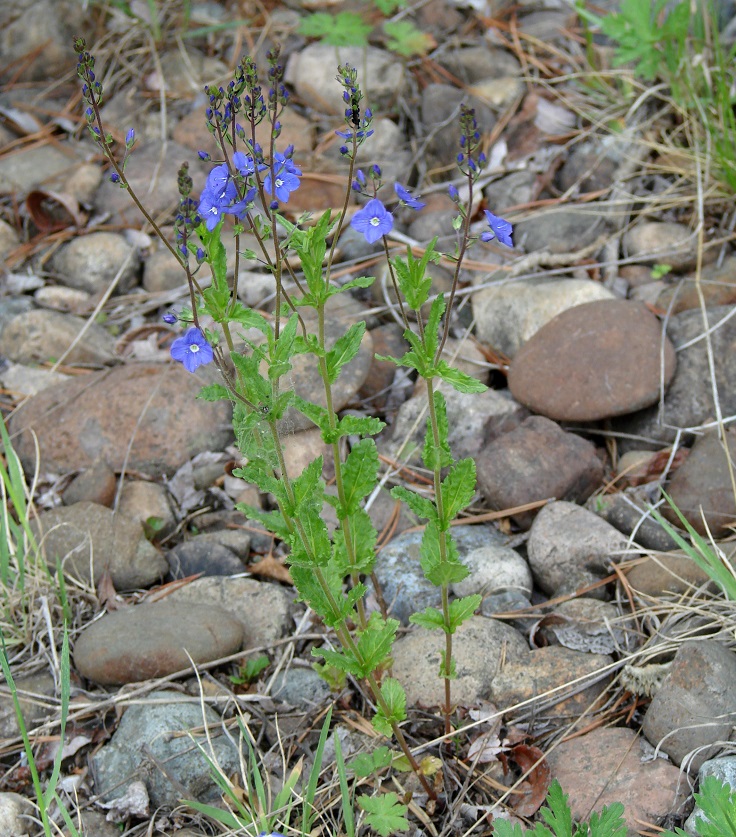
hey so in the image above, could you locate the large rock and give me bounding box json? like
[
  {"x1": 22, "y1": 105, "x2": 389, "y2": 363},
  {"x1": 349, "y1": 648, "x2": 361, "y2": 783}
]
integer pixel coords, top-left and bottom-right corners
[
  {"x1": 476, "y1": 417, "x2": 604, "y2": 529},
  {"x1": 74, "y1": 600, "x2": 244, "y2": 685},
  {"x1": 9, "y1": 363, "x2": 233, "y2": 479},
  {"x1": 508, "y1": 300, "x2": 676, "y2": 421},
  {"x1": 31, "y1": 501, "x2": 167, "y2": 590}
]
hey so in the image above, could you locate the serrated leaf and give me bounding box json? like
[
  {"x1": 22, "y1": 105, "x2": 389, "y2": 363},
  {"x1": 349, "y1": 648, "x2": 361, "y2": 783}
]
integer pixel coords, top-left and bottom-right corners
[
  {"x1": 197, "y1": 383, "x2": 231, "y2": 402},
  {"x1": 424, "y1": 293, "x2": 446, "y2": 359},
  {"x1": 409, "y1": 606, "x2": 445, "y2": 631},
  {"x1": 228, "y1": 303, "x2": 269, "y2": 334},
  {"x1": 338, "y1": 275, "x2": 375, "y2": 292},
  {"x1": 236, "y1": 502, "x2": 291, "y2": 541},
  {"x1": 448, "y1": 595, "x2": 481, "y2": 632},
  {"x1": 435, "y1": 360, "x2": 487, "y2": 393},
  {"x1": 419, "y1": 522, "x2": 468, "y2": 586},
  {"x1": 326, "y1": 321, "x2": 365, "y2": 384},
  {"x1": 384, "y1": 19, "x2": 435, "y2": 57},
  {"x1": 357, "y1": 793, "x2": 409, "y2": 837},
  {"x1": 342, "y1": 439, "x2": 379, "y2": 515},
  {"x1": 291, "y1": 563, "x2": 347, "y2": 626},
  {"x1": 356, "y1": 612, "x2": 399, "y2": 678},
  {"x1": 333, "y1": 507, "x2": 377, "y2": 574},
  {"x1": 298, "y1": 12, "x2": 371, "y2": 47},
  {"x1": 347, "y1": 746, "x2": 394, "y2": 778},
  {"x1": 291, "y1": 456, "x2": 325, "y2": 515},
  {"x1": 440, "y1": 458, "x2": 476, "y2": 528},
  {"x1": 292, "y1": 395, "x2": 331, "y2": 431},
  {"x1": 335, "y1": 414, "x2": 385, "y2": 438},
  {"x1": 391, "y1": 485, "x2": 438, "y2": 523},
  {"x1": 372, "y1": 677, "x2": 406, "y2": 737}
]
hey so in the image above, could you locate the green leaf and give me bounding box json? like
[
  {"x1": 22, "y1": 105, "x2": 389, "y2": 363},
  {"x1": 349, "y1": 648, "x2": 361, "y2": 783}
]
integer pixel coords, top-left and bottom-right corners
[
  {"x1": 391, "y1": 485, "x2": 438, "y2": 523},
  {"x1": 539, "y1": 780, "x2": 574, "y2": 837},
  {"x1": 197, "y1": 383, "x2": 231, "y2": 402},
  {"x1": 435, "y1": 360, "x2": 487, "y2": 393},
  {"x1": 228, "y1": 303, "x2": 269, "y2": 334},
  {"x1": 291, "y1": 563, "x2": 352, "y2": 626},
  {"x1": 374, "y1": 0, "x2": 405, "y2": 13},
  {"x1": 384, "y1": 19, "x2": 435, "y2": 57},
  {"x1": 338, "y1": 275, "x2": 375, "y2": 293},
  {"x1": 409, "y1": 606, "x2": 445, "y2": 631},
  {"x1": 424, "y1": 293, "x2": 446, "y2": 359},
  {"x1": 673, "y1": 775, "x2": 736, "y2": 837},
  {"x1": 419, "y1": 522, "x2": 468, "y2": 586},
  {"x1": 326, "y1": 322, "x2": 366, "y2": 384},
  {"x1": 333, "y1": 507, "x2": 377, "y2": 575},
  {"x1": 335, "y1": 414, "x2": 385, "y2": 439},
  {"x1": 291, "y1": 506, "x2": 331, "y2": 566},
  {"x1": 439, "y1": 458, "x2": 476, "y2": 528},
  {"x1": 355, "y1": 612, "x2": 399, "y2": 678},
  {"x1": 298, "y1": 12, "x2": 372, "y2": 47},
  {"x1": 347, "y1": 745, "x2": 395, "y2": 778},
  {"x1": 372, "y1": 677, "x2": 406, "y2": 737},
  {"x1": 357, "y1": 793, "x2": 409, "y2": 837},
  {"x1": 342, "y1": 439, "x2": 379, "y2": 516},
  {"x1": 290, "y1": 456, "x2": 325, "y2": 516},
  {"x1": 422, "y1": 389, "x2": 452, "y2": 470},
  {"x1": 448, "y1": 595, "x2": 481, "y2": 632},
  {"x1": 236, "y1": 502, "x2": 291, "y2": 541}
]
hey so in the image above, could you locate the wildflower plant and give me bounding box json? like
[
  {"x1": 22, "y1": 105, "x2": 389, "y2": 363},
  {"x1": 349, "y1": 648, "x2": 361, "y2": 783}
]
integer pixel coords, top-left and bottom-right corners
[{"x1": 74, "y1": 36, "x2": 513, "y2": 809}]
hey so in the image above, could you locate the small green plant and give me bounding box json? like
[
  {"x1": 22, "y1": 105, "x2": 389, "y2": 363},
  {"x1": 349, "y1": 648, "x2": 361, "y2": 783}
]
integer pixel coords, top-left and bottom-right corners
[
  {"x1": 663, "y1": 775, "x2": 736, "y2": 837},
  {"x1": 228, "y1": 653, "x2": 270, "y2": 686},
  {"x1": 651, "y1": 263, "x2": 672, "y2": 280},
  {"x1": 492, "y1": 780, "x2": 626, "y2": 837}
]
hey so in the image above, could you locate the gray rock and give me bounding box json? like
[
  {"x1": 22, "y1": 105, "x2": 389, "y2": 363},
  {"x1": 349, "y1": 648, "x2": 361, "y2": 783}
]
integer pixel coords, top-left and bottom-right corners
[
  {"x1": 167, "y1": 539, "x2": 246, "y2": 580},
  {"x1": 642, "y1": 640, "x2": 736, "y2": 771},
  {"x1": 50, "y1": 232, "x2": 140, "y2": 295},
  {"x1": 380, "y1": 385, "x2": 526, "y2": 469},
  {"x1": 270, "y1": 667, "x2": 332, "y2": 709},
  {"x1": 165, "y1": 576, "x2": 295, "y2": 649},
  {"x1": 116, "y1": 480, "x2": 177, "y2": 539},
  {"x1": 614, "y1": 305, "x2": 736, "y2": 449},
  {"x1": 0, "y1": 309, "x2": 116, "y2": 366},
  {"x1": 527, "y1": 501, "x2": 629, "y2": 595},
  {"x1": 484, "y1": 170, "x2": 536, "y2": 216},
  {"x1": 0, "y1": 363, "x2": 69, "y2": 398},
  {"x1": 91, "y1": 690, "x2": 241, "y2": 809},
  {"x1": 513, "y1": 206, "x2": 606, "y2": 254},
  {"x1": 0, "y1": 671, "x2": 55, "y2": 740},
  {"x1": 372, "y1": 524, "x2": 509, "y2": 626},
  {"x1": 438, "y1": 45, "x2": 521, "y2": 84},
  {"x1": 392, "y1": 615, "x2": 529, "y2": 707},
  {"x1": 685, "y1": 756, "x2": 736, "y2": 836},
  {"x1": 421, "y1": 83, "x2": 495, "y2": 167},
  {"x1": 0, "y1": 297, "x2": 34, "y2": 335},
  {"x1": 32, "y1": 501, "x2": 167, "y2": 590},
  {"x1": 74, "y1": 601, "x2": 244, "y2": 685},
  {"x1": 0, "y1": 141, "x2": 83, "y2": 195},
  {"x1": 539, "y1": 598, "x2": 628, "y2": 656},
  {"x1": 34, "y1": 285, "x2": 92, "y2": 314},
  {"x1": 557, "y1": 136, "x2": 628, "y2": 195},
  {"x1": 285, "y1": 45, "x2": 403, "y2": 115},
  {"x1": 9, "y1": 363, "x2": 233, "y2": 479},
  {"x1": 593, "y1": 488, "x2": 680, "y2": 551},
  {"x1": 624, "y1": 221, "x2": 713, "y2": 273},
  {"x1": 473, "y1": 276, "x2": 614, "y2": 358},
  {"x1": 0, "y1": 218, "x2": 19, "y2": 259},
  {"x1": 451, "y1": 542, "x2": 532, "y2": 599},
  {"x1": 476, "y1": 417, "x2": 604, "y2": 530},
  {"x1": 143, "y1": 247, "x2": 187, "y2": 293}
]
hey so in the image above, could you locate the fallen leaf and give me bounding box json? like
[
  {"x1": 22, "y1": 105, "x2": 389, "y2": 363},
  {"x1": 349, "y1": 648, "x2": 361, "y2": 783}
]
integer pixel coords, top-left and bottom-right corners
[
  {"x1": 97, "y1": 570, "x2": 123, "y2": 611},
  {"x1": 467, "y1": 731, "x2": 507, "y2": 764},
  {"x1": 507, "y1": 743, "x2": 551, "y2": 818},
  {"x1": 99, "y1": 780, "x2": 150, "y2": 820},
  {"x1": 26, "y1": 189, "x2": 84, "y2": 231},
  {"x1": 245, "y1": 554, "x2": 293, "y2": 585}
]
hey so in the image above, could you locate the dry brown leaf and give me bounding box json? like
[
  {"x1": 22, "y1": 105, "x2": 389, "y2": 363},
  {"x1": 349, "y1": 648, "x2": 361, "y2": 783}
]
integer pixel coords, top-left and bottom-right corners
[
  {"x1": 246, "y1": 554, "x2": 293, "y2": 585},
  {"x1": 97, "y1": 570, "x2": 123, "y2": 611},
  {"x1": 507, "y1": 743, "x2": 551, "y2": 818}
]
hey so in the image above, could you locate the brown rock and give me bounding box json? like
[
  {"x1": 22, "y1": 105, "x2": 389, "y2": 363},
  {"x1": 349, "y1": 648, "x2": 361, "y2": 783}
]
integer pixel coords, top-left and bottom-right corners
[
  {"x1": 73, "y1": 601, "x2": 244, "y2": 685},
  {"x1": 642, "y1": 640, "x2": 736, "y2": 771},
  {"x1": 9, "y1": 363, "x2": 233, "y2": 479},
  {"x1": 508, "y1": 300, "x2": 676, "y2": 421},
  {"x1": 61, "y1": 457, "x2": 117, "y2": 507},
  {"x1": 476, "y1": 416, "x2": 603, "y2": 528},
  {"x1": 664, "y1": 428, "x2": 736, "y2": 536},
  {"x1": 625, "y1": 551, "x2": 712, "y2": 596},
  {"x1": 656, "y1": 255, "x2": 736, "y2": 313},
  {"x1": 547, "y1": 727, "x2": 688, "y2": 834},
  {"x1": 490, "y1": 646, "x2": 612, "y2": 720},
  {"x1": 624, "y1": 221, "x2": 716, "y2": 272}
]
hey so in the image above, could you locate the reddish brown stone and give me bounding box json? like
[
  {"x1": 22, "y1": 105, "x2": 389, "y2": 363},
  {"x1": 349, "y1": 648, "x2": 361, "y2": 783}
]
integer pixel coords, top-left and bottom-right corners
[{"x1": 508, "y1": 299, "x2": 676, "y2": 421}]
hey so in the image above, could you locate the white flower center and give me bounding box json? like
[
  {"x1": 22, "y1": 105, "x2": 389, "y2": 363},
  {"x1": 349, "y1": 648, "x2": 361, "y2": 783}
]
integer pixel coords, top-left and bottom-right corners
[
  {"x1": 209, "y1": 207, "x2": 218, "y2": 215},
  {"x1": 190, "y1": 344, "x2": 200, "y2": 353},
  {"x1": 275, "y1": 178, "x2": 284, "y2": 188},
  {"x1": 370, "y1": 217, "x2": 380, "y2": 227}
]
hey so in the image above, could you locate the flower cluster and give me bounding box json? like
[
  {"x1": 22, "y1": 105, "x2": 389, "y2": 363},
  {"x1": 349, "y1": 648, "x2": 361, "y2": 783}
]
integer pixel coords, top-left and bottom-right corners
[
  {"x1": 350, "y1": 180, "x2": 425, "y2": 244},
  {"x1": 197, "y1": 161, "x2": 256, "y2": 231},
  {"x1": 264, "y1": 148, "x2": 302, "y2": 205},
  {"x1": 456, "y1": 104, "x2": 487, "y2": 177}
]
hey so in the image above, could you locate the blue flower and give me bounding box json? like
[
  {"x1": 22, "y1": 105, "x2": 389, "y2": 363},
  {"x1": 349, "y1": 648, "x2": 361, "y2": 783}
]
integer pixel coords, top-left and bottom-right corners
[
  {"x1": 198, "y1": 185, "x2": 233, "y2": 231},
  {"x1": 350, "y1": 198, "x2": 393, "y2": 244},
  {"x1": 394, "y1": 182, "x2": 426, "y2": 210},
  {"x1": 264, "y1": 152, "x2": 302, "y2": 203},
  {"x1": 232, "y1": 152, "x2": 266, "y2": 178},
  {"x1": 170, "y1": 328, "x2": 213, "y2": 372},
  {"x1": 481, "y1": 211, "x2": 513, "y2": 247},
  {"x1": 162, "y1": 312, "x2": 178, "y2": 324}
]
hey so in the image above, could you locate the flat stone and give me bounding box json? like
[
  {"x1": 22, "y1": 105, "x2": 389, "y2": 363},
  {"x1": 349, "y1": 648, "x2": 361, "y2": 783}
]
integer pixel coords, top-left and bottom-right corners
[
  {"x1": 547, "y1": 727, "x2": 688, "y2": 834},
  {"x1": 49, "y1": 232, "x2": 140, "y2": 295},
  {"x1": 508, "y1": 300, "x2": 676, "y2": 421},
  {"x1": 31, "y1": 501, "x2": 167, "y2": 590},
  {"x1": 642, "y1": 640, "x2": 736, "y2": 771},
  {"x1": 74, "y1": 600, "x2": 244, "y2": 685},
  {"x1": 624, "y1": 221, "x2": 715, "y2": 272},
  {"x1": 513, "y1": 206, "x2": 605, "y2": 255},
  {"x1": 527, "y1": 501, "x2": 629, "y2": 595},
  {"x1": 0, "y1": 792, "x2": 34, "y2": 837},
  {"x1": 0, "y1": 309, "x2": 116, "y2": 366},
  {"x1": 625, "y1": 551, "x2": 712, "y2": 597},
  {"x1": 0, "y1": 671, "x2": 55, "y2": 740},
  {"x1": 476, "y1": 417, "x2": 604, "y2": 529},
  {"x1": 664, "y1": 428, "x2": 736, "y2": 536},
  {"x1": 451, "y1": 542, "x2": 532, "y2": 600},
  {"x1": 657, "y1": 254, "x2": 736, "y2": 313},
  {"x1": 490, "y1": 646, "x2": 613, "y2": 721},
  {"x1": 392, "y1": 615, "x2": 529, "y2": 707},
  {"x1": 593, "y1": 488, "x2": 680, "y2": 551},
  {"x1": 9, "y1": 363, "x2": 233, "y2": 479}
]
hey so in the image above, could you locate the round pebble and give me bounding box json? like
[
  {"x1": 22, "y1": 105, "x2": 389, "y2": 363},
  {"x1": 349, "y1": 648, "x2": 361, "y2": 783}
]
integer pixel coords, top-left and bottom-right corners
[{"x1": 508, "y1": 299, "x2": 676, "y2": 421}]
